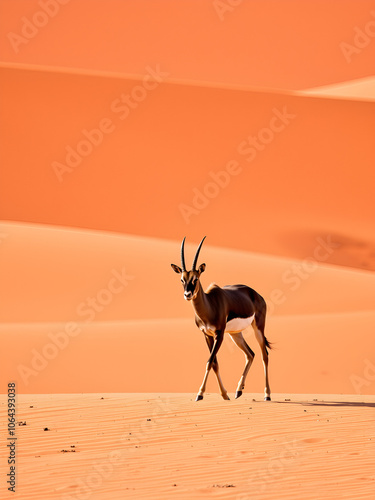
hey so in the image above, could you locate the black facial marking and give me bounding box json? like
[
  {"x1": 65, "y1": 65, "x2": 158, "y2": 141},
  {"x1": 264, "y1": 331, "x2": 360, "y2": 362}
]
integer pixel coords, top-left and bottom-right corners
[{"x1": 186, "y1": 280, "x2": 196, "y2": 294}]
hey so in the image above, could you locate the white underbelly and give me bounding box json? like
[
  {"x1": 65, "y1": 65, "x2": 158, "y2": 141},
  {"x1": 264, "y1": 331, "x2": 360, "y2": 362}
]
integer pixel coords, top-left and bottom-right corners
[{"x1": 225, "y1": 314, "x2": 255, "y2": 333}]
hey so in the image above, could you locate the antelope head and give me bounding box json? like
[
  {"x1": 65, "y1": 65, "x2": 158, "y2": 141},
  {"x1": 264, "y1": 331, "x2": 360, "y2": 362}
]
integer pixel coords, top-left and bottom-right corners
[{"x1": 171, "y1": 237, "x2": 206, "y2": 301}]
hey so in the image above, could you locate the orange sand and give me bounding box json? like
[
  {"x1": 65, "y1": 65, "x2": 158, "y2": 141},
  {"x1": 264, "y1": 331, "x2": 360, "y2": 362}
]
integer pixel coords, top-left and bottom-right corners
[
  {"x1": 1, "y1": 222, "x2": 375, "y2": 396},
  {"x1": 1, "y1": 1, "x2": 374, "y2": 499},
  {"x1": 0, "y1": 394, "x2": 374, "y2": 499},
  {"x1": 1, "y1": 0, "x2": 375, "y2": 89},
  {"x1": 1, "y1": 66, "x2": 375, "y2": 268}
]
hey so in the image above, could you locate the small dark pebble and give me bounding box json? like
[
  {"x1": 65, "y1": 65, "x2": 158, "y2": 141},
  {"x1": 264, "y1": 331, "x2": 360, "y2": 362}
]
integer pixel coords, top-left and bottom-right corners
[
  {"x1": 147, "y1": 419, "x2": 151, "y2": 421},
  {"x1": 18, "y1": 421, "x2": 27, "y2": 426},
  {"x1": 43, "y1": 427, "x2": 50, "y2": 431}
]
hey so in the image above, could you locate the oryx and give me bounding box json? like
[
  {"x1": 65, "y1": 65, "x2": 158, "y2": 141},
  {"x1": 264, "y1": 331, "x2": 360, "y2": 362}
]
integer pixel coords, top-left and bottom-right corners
[{"x1": 171, "y1": 237, "x2": 271, "y2": 401}]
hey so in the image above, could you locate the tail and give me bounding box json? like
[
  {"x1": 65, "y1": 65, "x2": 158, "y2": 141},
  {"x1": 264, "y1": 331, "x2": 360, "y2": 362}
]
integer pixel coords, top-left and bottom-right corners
[
  {"x1": 254, "y1": 293, "x2": 272, "y2": 352},
  {"x1": 264, "y1": 336, "x2": 272, "y2": 354}
]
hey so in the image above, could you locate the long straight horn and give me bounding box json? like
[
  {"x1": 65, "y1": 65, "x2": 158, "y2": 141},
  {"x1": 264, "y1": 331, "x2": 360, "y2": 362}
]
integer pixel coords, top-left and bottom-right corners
[
  {"x1": 192, "y1": 236, "x2": 206, "y2": 270},
  {"x1": 180, "y1": 237, "x2": 187, "y2": 271}
]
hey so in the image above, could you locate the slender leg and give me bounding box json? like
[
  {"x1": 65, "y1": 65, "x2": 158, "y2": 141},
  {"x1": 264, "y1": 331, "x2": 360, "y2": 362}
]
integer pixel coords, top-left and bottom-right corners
[
  {"x1": 253, "y1": 325, "x2": 271, "y2": 401},
  {"x1": 196, "y1": 331, "x2": 224, "y2": 401},
  {"x1": 229, "y1": 332, "x2": 255, "y2": 399},
  {"x1": 203, "y1": 334, "x2": 230, "y2": 400}
]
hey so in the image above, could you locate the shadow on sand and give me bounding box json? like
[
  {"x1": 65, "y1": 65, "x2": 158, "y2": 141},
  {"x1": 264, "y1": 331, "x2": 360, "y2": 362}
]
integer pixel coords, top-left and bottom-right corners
[{"x1": 275, "y1": 399, "x2": 375, "y2": 409}]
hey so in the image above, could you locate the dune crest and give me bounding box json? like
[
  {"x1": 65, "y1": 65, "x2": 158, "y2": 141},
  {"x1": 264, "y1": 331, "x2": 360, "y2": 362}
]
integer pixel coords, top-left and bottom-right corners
[{"x1": 302, "y1": 76, "x2": 375, "y2": 101}]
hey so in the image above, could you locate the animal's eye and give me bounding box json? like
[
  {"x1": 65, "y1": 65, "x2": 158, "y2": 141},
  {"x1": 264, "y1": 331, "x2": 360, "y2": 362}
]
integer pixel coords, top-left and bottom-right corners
[{"x1": 181, "y1": 279, "x2": 185, "y2": 284}]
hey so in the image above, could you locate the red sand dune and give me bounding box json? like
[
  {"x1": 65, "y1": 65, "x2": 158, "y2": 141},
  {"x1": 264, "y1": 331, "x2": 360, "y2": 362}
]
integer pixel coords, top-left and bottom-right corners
[
  {"x1": 1, "y1": 222, "x2": 375, "y2": 323},
  {"x1": 0, "y1": 222, "x2": 374, "y2": 395},
  {"x1": 0, "y1": 66, "x2": 375, "y2": 269},
  {"x1": 2, "y1": 313, "x2": 375, "y2": 395},
  {"x1": 1, "y1": 0, "x2": 375, "y2": 89}
]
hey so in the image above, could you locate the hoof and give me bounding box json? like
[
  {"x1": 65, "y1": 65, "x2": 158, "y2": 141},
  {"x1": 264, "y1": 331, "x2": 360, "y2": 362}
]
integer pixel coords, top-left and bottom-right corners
[
  {"x1": 235, "y1": 391, "x2": 243, "y2": 399},
  {"x1": 222, "y1": 394, "x2": 230, "y2": 401},
  {"x1": 264, "y1": 396, "x2": 271, "y2": 401},
  {"x1": 195, "y1": 395, "x2": 203, "y2": 401}
]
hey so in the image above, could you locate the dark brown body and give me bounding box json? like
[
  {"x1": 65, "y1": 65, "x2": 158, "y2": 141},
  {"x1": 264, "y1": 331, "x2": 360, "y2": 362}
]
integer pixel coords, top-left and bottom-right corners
[
  {"x1": 193, "y1": 283, "x2": 269, "y2": 342},
  {"x1": 171, "y1": 236, "x2": 272, "y2": 401}
]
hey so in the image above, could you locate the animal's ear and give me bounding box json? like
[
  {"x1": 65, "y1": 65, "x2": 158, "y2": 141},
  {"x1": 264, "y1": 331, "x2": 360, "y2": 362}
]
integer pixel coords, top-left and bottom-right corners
[
  {"x1": 171, "y1": 264, "x2": 182, "y2": 274},
  {"x1": 198, "y1": 263, "x2": 206, "y2": 274}
]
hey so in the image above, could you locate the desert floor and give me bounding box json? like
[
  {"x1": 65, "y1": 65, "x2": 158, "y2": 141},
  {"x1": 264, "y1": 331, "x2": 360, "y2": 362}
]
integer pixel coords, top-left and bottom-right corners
[
  {"x1": 1, "y1": 393, "x2": 374, "y2": 499},
  {"x1": 1, "y1": 2, "x2": 375, "y2": 499}
]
